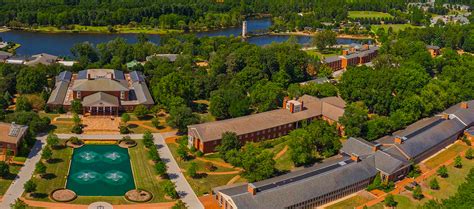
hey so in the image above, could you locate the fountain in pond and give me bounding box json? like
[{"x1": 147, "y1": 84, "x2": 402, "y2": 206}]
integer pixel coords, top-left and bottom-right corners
[
  {"x1": 103, "y1": 171, "x2": 128, "y2": 185},
  {"x1": 102, "y1": 152, "x2": 124, "y2": 164},
  {"x1": 71, "y1": 170, "x2": 101, "y2": 184},
  {"x1": 76, "y1": 151, "x2": 100, "y2": 163}
]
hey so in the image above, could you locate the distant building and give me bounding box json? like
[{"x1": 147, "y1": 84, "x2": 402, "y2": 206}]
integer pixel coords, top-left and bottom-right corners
[
  {"x1": 146, "y1": 54, "x2": 179, "y2": 62},
  {"x1": 5, "y1": 53, "x2": 61, "y2": 66},
  {"x1": 0, "y1": 51, "x2": 12, "y2": 62},
  {"x1": 323, "y1": 44, "x2": 379, "y2": 71},
  {"x1": 213, "y1": 100, "x2": 474, "y2": 209},
  {"x1": 47, "y1": 69, "x2": 154, "y2": 115},
  {"x1": 0, "y1": 122, "x2": 28, "y2": 156},
  {"x1": 426, "y1": 45, "x2": 441, "y2": 57},
  {"x1": 188, "y1": 95, "x2": 346, "y2": 153},
  {"x1": 299, "y1": 77, "x2": 330, "y2": 85}
]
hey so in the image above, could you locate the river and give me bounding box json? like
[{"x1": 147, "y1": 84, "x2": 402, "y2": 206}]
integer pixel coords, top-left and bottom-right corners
[{"x1": 0, "y1": 19, "x2": 370, "y2": 56}]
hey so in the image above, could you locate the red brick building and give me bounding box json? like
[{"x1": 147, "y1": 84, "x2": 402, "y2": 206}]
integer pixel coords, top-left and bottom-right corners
[
  {"x1": 0, "y1": 122, "x2": 28, "y2": 156},
  {"x1": 323, "y1": 44, "x2": 379, "y2": 71},
  {"x1": 187, "y1": 95, "x2": 346, "y2": 153}
]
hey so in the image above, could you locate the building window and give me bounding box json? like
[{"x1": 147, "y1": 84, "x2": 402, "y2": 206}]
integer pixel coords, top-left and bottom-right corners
[
  {"x1": 77, "y1": 91, "x2": 81, "y2": 99},
  {"x1": 120, "y1": 91, "x2": 125, "y2": 100}
]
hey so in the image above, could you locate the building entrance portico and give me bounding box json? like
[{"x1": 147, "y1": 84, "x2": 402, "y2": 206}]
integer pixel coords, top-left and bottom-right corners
[{"x1": 81, "y1": 92, "x2": 120, "y2": 116}]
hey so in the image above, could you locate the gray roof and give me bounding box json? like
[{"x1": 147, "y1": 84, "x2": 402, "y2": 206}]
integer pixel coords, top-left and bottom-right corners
[
  {"x1": 146, "y1": 54, "x2": 179, "y2": 62},
  {"x1": 0, "y1": 51, "x2": 12, "y2": 60},
  {"x1": 427, "y1": 45, "x2": 440, "y2": 50},
  {"x1": 82, "y1": 92, "x2": 119, "y2": 107},
  {"x1": 300, "y1": 77, "x2": 330, "y2": 85},
  {"x1": 217, "y1": 157, "x2": 377, "y2": 209},
  {"x1": 130, "y1": 71, "x2": 145, "y2": 83},
  {"x1": 72, "y1": 79, "x2": 128, "y2": 91},
  {"x1": 47, "y1": 80, "x2": 70, "y2": 105},
  {"x1": 374, "y1": 150, "x2": 408, "y2": 174},
  {"x1": 341, "y1": 137, "x2": 375, "y2": 158},
  {"x1": 131, "y1": 82, "x2": 155, "y2": 105},
  {"x1": 57, "y1": 71, "x2": 72, "y2": 82},
  {"x1": 323, "y1": 56, "x2": 342, "y2": 63},
  {"x1": 25, "y1": 53, "x2": 58, "y2": 66}
]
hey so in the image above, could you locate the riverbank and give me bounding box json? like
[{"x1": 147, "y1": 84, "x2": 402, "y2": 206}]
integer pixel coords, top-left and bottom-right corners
[
  {"x1": 9, "y1": 25, "x2": 185, "y2": 35},
  {"x1": 267, "y1": 31, "x2": 372, "y2": 40},
  {"x1": 0, "y1": 27, "x2": 10, "y2": 33}
]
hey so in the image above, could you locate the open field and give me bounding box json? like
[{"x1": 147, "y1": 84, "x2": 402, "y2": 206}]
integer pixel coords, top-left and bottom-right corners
[
  {"x1": 371, "y1": 24, "x2": 420, "y2": 32},
  {"x1": 349, "y1": 11, "x2": 393, "y2": 18},
  {"x1": 326, "y1": 194, "x2": 373, "y2": 209},
  {"x1": 369, "y1": 194, "x2": 427, "y2": 209},
  {"x1": 423, "y1": 143, "x2": 468, "y2": 169}
]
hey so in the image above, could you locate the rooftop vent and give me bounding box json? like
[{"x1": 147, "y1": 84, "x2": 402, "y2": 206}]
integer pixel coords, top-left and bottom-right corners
[
  {"x1": 460, "y1": 102, "x2": 469, "y2": 109},
  {"x1": 286, "y1": 100, "x2": 303, "y2": 113},
  {"x1": 8, "y1": 122, "x2": 21, "y2": 137}
]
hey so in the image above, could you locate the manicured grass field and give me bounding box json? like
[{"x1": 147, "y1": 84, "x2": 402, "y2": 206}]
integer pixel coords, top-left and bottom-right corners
[
  {"x1": 348, "y1": 11, "x2": 393, "y2": 18},
  {"x1": 38, "y1": 112, "x2": 60, "y2": 120},
  {"x1": 50, "y1": 123, "x2": 72, "y2": 134},
  {"x1": 369, "y1": 194, "x2": 426, "y2": 209},
  {"x1": 326, "y1": 194, "x2": 373, "y2": 209},
  {"x1": 371, "y1": 24, "x2": 420, "y2": 33},
  {"x1": 424, "y1": 143, "x2": 468, "y2": 169},
  {"x1": 305, "y1": 50, "x2": 338, "y2": 59},
  {"x1": 0, "y1": 164, "x2": 22, "y2": 195},
  {"x1": 28, "y1": 145, "x2": 73, "y2": 201}
]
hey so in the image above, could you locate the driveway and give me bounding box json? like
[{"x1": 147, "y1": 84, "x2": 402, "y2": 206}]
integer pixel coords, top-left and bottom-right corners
[
  {"x1": 153, "y1": 134, "x2": 204, "y2": 209},
  {"x1": 0, "y1": 135, "x2": 46, "y2": 208}
]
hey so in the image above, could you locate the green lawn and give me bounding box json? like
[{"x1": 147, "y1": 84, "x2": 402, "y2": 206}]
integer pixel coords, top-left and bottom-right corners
[
  {"x1": 370, "y1": 194, "x2": 426, "y2": 209},
  {"x1": 38, "y1": 112, "x2": 60, "y2": 120},
  {"x1": 326, "y1": 194, "x2": 373, "y2": 209},
  {"x1": 27, "y1": 140, "x2": 171, "y2": 204},
  {"x1": 371, "y1": 24, "x2": 420, "y2": 33},
  {"x1": 128, "y1": 124, "x2": 152, "y2": 134},
  {"x1": 424, "y1": 143, "x2": 468, "y2": 169},
  {"x1": 50, "y1": 123, "x2": 73, "y2": 134},
  {"x1": 305, "y1": 49, "x2": 339, "y2": 59},
  {"x1": 0, "y1": 164, "x2": 22, "y2": 195},
  {"x1": 28, "y1": 145, "x2": 73, "y2": 201},
  {"x1": 348, "y1": 11, "x2": 393, "y2": 18}
]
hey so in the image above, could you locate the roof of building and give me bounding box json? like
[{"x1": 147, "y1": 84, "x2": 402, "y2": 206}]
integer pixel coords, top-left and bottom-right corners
[
  {"x1": 131, "y1": 82, "x2": 155, "y2": 105},
  {"x1": 130, "y1": 71, "x2": 145, "y2": 83},
  {"x1": 323, "y1": 56, "x2": 342, "y2": 63},
  {"x1": 77, "y1": 69, "x2": 125, "y2": 80},
  {"x1": 188, "y1": 95, "x2": 346, "y2": 142},
  {"x1": 426, "y1": 45, "x2": 440, "y2": 50},
  {"x1": 0, "y1": 122, "x2": 28, "y2": 144},
  {"x1": 215, "y1": 156, "x2": 377, "y2": 209},
  {"x1": 57, "y1": 71, "x2": 72, "y2": 82},
  {"x1": 25, "y1": 53, "x2": 58, "y2": 66},
  {"x1": 341, "y1": 137, "x2": 375, "y2": 157},
  {"x1": 0, "y1": 51, "x2": 12, "y2": 58},
  {"x1": 47, "y1": 80, "x2": 70, "y2": 105},
  {"x1": 72, "y1": 78, "x2": 129, "y2": 92},
  {"x1": 374, "y1": 150, "x2": 408, "y2": 174},
  {"x1": 299, "y1": 77, "x2": 330, "y2": 85},
  {"x1": 146, "y1": 54, "x2": 179, "y2": 62},
  {"x1": 82, "y1": 92, "x2": 119, "y2": 107}
]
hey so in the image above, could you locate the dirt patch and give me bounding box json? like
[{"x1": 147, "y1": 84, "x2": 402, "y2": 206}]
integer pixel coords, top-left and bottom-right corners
[
  {"x1": 50, "y1": 189, "x2": 77, "y2": 202},
  {"x1": 125, "y1": 189, "x2": 153, "y2": 202}
]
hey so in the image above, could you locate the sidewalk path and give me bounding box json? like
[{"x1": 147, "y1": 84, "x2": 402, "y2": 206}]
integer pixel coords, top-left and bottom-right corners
[
  {"x1": 0, "y1": 136, "x2": 46, "y2": 208},
  {"x1": 154, "y1": 134, "x2": 204, "y2": 209}
]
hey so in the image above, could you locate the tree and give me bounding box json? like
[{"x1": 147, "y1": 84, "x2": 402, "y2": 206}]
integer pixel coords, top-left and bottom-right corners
[
  {"x1": 155, "y1": 161, "x2": 167, "y2": 176},
  {"x1": 121, "y1": 113, "x2": 130, "y2": 124},
  {"x1": 312, "y1": 30, "x2": 337, "y2": 51},
  {"x1": 384, "y1": 194, "x2": 398, "y2": 208},
  {"x1": 412, "y1": 186, "x2": 424, "y2": 200},
  {"x1": 209, "y1": 86, "x2": 250, "y2": 120},
  {"x1": 339, "y1": 102, "x2": 369, "y2": 137},
  {"x1": 151, "y1": 117, "x2": 160, "y2": 128},
  {"x1": 177, "y1": 144, "x2": 189, "y2": 161},
  {"x1": 46, "y1": 133, "x2": 60, "y2": 148},
  {"x1": 216, "y1": 132, "x2": 241, "y2": 160},
  {"x1": 466, "y1": 148, "x2": 473, "y2": 160},
  {"x1": 42, "y1": 146, "x2": 53, "y2": 162},
  {"x1": 163, "y1": 180, "x2": 179, "y2": 199},
  {"x1": 143, "y1": 131, "x2": 154, "y2": 148},
  {"x1": 35, "y1": 161, "x2": 47, "y2": 177},
  {"x1": 454, "y1": 155, "x2": 462, "y2": 168},
  {"x1": 437, "y1": 165, "x2": 448, "y2": 178},
  {"x1": 238, "y1": 143, "x2": 276, "y2": 182},
  {"x1": 166, "y1": 105, "x2": 199, "y2": 133},
  {"x1": 69, "y1": 136, "x2": 81, "y2": 145},
  {"x1": 133, "y1": 105, "x2": 149, "y2": 119},
  {"x1": 187, "y1": 162, "x2": 198, "y2": 178},
  {"x1": 429, "y1": 178, "x2": 440, "y2": 190},
  {"x1": 172, "y1": 200, "x2": 187, "y2": 209},
  {"x1": 72, "y1": 113, "x2": 81, "y2": 125},
  {"x1": 16, "y1": 68, "x2": 47, "y2": 94},
  {"x1": 0, "y1": 161, "x2": 9, "y2": 177},
  {"x1": 367, "y1": 174, "x2": 382, "y2": 191},
  {"x1": 70, "y1": 99, "x2": 82, "y2": 114},
  {"x1": 71, "y1": 124, "x2": 83, "y2": 134},
  {"x1": 249, "y1": 81, "x2": 284, "y2": 113},
  {"x1": 288, "y1": 129, "x2": 314, "y2": 166},
  {"x1": 23, "y1": 180, "x2": 37, "y2": 193},
  {"x1": 15, "y1": 96, "x2": 32, "y2": 112},
  {"x1": 10, "y1": 198, "x2": 27, "y2": 209}
]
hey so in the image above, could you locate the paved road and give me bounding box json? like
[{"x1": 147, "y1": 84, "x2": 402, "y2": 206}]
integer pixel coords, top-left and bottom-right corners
[
  {"x1": 153, "y1": 134, "x2": 204, "y2": 209},
  {"x1": 0, "y1": 136, "x2": 47, "y2": 209}
]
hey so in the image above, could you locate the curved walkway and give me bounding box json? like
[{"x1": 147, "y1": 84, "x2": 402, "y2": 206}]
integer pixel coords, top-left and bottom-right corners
[
  {"x1": 273, "y1": 145, "x2": 288, "y2": 160},
  {"x1": 23, "y1": 198, "x2": 176, "y2": 209},
  {"x1": 195, "y1": 157, "x2": 243, "y2": 171},
  {"x1": 226, "y1": 175, "x2": 241, "y2": 185},
  {"x1": 0, "y1": 135, "x2": 46, "y2": 208}
]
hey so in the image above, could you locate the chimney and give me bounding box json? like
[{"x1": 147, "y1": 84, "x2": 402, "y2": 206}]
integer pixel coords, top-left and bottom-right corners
[
  {"x1": 300, "y1": 101, "x2": 304, "y2": 110},
  {"x1": 363, "y1": 44, "x2": 369, "y2": 50},
  {"x1": 372, "y1": 143, "x2": 381, "y2": 152},
  {"x1": 87, "y1": 73, "x2": 91, "y2": 80},
  {"x1": 283, "y1": 97, "x2": 289, "y2": 109},
  {"x1": 394, "y1": 137, "x2": 403, "y2": 144},
  {"x1": 351, "y1": 153, "x2": 360, "y2": 162},
  {"x1": 289, "y1": 102, "x2": 295, "y2": 113},
  {"x1": 441, "y1": 113, "x2": 450, "y2": 120},
  {"x1": 247, "y1": 184, "x2": 257, "y2": 195},
  {"x1": 460, "y1": 102, "x2": 469, "y2": 109},
  {"x1": 111, "y1": 73, "x2": 114, "y2": 80},
  {"x1": 342, "y1": 50, "x2": 348, "y2": 55}
]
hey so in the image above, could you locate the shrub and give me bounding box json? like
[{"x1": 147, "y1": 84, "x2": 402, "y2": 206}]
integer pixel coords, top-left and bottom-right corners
[
  {"x1": 46, "y1": 133, "x2": 60, "y2": 148},
  {"x1": 187, "y1": 162, "x2": 198, "y2": 178},
  {"x1": 35, "y1": 161, "x2": 47, "y2": 177},
  {"x1": 24, "y1": 180, "x2": 37, "y2": 193},
  {"x1": 41, "y1": 147, "x2": 52, "y2": 161},
  {"x1": 148, "y1": 148, "x2": 161, "y2": 162},
  {"x1": 71, "y1": 124, "x2": 83, "y2": 134},
  {"x1": 430, "y1": 178, "x2": 440, "y2": 190},
  {"x1": 407, "y1": 165, "x2": 421, "y2": 178},
  {"x1": 412, "y1": 186, "x2": 424, "y2": 200},
  {"x1": 155, "y1": 161, "x2": 167, "y2": 176},
  {"x1": 205, "y1": 162, "x2": 217, "y2": 171},
  {"x1": 0, "y1": 161, "x2": 9, "y2": 177},
  {"x1": 119, "y1": 125, "x2": 130, "y2": 134},
  {"x1": 143, "y1": 131, "x2": 154, "y2": 148},
  {"x1": 134, "y1": 105, "x2": 149, "y2": 119},
  {"x1": 466, "y1": 148, "x2": 473, "y2": 160},
  {"x1": 69, "y1": 136, "x2": 82, "y2": 145},
  {"x1": 454, "y1": 155, "x2": 462, "y2": 168},
  {"x1": 384, "y1": 194, "x2": 397, "y2": 207},
  {"x1": 121, "y1": 113, "x2": 130, "y2": 124},
  {"x1": 437, "y1": 165, "x2": 448, "y2": 178},
  {"x1": 172, "y1": 200, "x2": 187, "y2": 209},
  {"x1": 10, "y1": 198, "x2": 27, "y2": 209},
  {"x1": 163, "y1": 180, "x2": 179, "y2": 199},
  {"x1": 151, "y1": 117, "x2": 160, "y2": 128},
  {"x1": 196, "y1": 150, "x2": 204, "y2": 157},
  {"x1": 177, "y1": 144, "x2": 189, "y2": 161}
]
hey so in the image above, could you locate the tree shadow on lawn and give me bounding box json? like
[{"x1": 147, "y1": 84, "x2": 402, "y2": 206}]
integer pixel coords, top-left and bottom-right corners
[
  {"x1": 47, "y1": 158, "x2": 64, "y2": 164},
  {"x1": 31, "y1": 193, "x2": 48, "y2": 199},
  {"x1": 127, "y1": 124, "x2": 139, "y2": 129},
  {"x1": 192, "y1": 173, "x2": 208, "y2": 179},
  {"x1": 41, "y1": 173, "x2": 57, "y2": 180},
  {"x1": 2, "y1": 172, "x2": 18, "y2": 180}
]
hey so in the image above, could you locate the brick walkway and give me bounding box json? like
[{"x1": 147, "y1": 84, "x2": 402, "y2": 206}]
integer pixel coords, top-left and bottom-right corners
[{"x1": 23, "y1": 198, "x2": 176, "y2": 209}]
